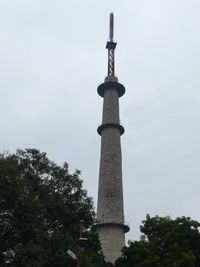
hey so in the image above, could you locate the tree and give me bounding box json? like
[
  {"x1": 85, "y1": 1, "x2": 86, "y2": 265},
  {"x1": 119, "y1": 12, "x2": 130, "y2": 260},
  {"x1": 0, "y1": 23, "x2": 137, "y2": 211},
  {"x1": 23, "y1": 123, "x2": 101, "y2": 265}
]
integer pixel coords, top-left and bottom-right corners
[
  {"x1": 115, "y1": 215, "x2": 200, "y2": 267},
  {"x1": 0, "y1": 149, "x2": 106, "y2": 267}
]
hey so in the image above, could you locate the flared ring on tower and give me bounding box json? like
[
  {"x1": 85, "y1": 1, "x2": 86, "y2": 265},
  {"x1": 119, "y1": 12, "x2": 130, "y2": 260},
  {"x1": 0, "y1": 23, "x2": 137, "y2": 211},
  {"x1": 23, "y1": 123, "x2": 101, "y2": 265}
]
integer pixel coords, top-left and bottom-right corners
[
  {"x1": 93, "y1": 222, "x2": 130, "y2": 233},
  {"x1": 97, "y1": 123, "x2": 125, "y2": 136},
  {"x1": 97, "y1": 81, "x2": 125, "y2": 97}
]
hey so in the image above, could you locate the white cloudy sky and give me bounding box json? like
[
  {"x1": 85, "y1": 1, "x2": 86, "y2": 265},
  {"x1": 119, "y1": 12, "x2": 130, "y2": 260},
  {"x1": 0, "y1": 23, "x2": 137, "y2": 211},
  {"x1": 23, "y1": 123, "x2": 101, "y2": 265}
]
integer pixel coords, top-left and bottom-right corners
[{"x1": 0, "y1": 0, "x2": 200, "y2": 241}]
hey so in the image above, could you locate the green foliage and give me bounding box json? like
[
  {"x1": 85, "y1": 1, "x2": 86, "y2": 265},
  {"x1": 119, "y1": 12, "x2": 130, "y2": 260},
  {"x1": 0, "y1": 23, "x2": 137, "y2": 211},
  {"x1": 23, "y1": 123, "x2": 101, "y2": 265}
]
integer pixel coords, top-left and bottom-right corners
[
  {"x1": 115, "y1": 215, "x2": 200, "y2": 267},
  {"x1": 0, "y1": 149, "x2": 105, "y2": 267}
]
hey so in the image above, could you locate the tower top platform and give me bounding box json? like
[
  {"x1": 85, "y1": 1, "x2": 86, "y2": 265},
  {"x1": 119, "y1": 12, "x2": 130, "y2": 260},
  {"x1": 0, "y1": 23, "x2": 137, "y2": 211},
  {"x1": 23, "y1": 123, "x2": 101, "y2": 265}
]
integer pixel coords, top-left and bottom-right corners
[{"x1": 97, "y1": 80, "x2": 125, "y2": 98}]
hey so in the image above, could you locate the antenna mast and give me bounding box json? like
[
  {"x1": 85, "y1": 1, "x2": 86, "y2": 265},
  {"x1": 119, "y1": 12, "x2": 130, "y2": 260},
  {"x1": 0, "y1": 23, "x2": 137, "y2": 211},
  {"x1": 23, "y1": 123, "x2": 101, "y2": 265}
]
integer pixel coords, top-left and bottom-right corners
[{"x1": 106, "y1": 13, "x2": 117, "y2": 77}]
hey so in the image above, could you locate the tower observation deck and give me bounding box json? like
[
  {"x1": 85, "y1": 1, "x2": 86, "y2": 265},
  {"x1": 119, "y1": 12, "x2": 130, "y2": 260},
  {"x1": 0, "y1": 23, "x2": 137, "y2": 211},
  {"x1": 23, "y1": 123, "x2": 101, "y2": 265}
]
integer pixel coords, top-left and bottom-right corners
[{"x1": 94, "y1": 13, "x2": 130, "y2": 264}]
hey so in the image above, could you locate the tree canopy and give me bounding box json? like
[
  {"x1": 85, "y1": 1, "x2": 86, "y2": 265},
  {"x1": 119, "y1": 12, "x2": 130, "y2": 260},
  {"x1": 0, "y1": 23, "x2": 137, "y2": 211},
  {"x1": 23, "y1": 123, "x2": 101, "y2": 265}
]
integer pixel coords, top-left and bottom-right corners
[
  {"x1": 2, "y1": 149, "x2": 200, "y2": 267},
  {"x1": 0, "y1": 149, "x2": 106, "y2": 267},
  {"x1": 115, "y1": 215, "x2": 200, "y2": 267}
]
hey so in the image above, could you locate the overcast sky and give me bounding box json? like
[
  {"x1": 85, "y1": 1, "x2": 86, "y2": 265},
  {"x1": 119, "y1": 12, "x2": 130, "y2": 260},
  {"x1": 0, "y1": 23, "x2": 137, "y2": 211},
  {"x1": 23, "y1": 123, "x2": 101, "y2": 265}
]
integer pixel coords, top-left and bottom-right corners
[{"x1": 0, "y1": 0, "x2": 200, "y2": 241}]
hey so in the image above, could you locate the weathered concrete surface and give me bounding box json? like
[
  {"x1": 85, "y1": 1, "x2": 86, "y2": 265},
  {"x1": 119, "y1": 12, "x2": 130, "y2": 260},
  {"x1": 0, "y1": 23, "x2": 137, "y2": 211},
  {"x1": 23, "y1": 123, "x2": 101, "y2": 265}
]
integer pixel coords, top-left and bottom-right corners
[
  {"x1": 97, "y1": 224, "x2": 125, "y2": 264},
  {"x1": 97, "y1": 127, "x2": 124, "y2": 224},
  {"x1": 96, "y1": 76, "x2": 128, "y2": 264}
]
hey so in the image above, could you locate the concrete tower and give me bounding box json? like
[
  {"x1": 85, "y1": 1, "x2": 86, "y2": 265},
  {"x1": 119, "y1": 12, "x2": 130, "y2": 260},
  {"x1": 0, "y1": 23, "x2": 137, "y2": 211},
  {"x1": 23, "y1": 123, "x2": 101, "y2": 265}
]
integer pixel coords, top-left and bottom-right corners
[{"x1": 94, "y1": 13, "x2": 130, "y2": 264}]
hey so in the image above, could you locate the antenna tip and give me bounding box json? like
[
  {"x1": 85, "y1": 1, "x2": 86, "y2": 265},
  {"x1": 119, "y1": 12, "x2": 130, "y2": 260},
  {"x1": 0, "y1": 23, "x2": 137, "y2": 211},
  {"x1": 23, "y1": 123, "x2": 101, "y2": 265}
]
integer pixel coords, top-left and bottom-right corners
[{"x1": 109, "y1": 12, "x2": 114, "y2": 42}]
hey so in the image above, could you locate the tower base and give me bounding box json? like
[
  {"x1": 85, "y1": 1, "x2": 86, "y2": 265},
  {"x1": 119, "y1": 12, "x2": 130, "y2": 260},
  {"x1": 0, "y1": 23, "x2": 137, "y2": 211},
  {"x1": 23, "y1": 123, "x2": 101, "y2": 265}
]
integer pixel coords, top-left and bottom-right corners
[{"x1": 93, "y1": 222, "x2": 130, "y2": 264}]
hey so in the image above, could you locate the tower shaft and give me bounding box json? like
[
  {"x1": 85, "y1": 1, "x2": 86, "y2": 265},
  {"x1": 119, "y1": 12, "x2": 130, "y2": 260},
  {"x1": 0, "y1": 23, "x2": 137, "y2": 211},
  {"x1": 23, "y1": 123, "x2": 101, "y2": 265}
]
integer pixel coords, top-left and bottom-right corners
[{"x1": 95, "y1": 14, "x2": 129, "y2": 264}]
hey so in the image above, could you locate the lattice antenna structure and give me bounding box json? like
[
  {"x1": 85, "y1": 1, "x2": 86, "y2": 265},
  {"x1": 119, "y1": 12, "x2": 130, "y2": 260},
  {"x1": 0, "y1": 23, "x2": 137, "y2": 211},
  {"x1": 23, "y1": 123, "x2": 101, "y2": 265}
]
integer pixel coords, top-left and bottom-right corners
[{"x1": 106, "y1": 13, "x2": 117, "y2": 77}]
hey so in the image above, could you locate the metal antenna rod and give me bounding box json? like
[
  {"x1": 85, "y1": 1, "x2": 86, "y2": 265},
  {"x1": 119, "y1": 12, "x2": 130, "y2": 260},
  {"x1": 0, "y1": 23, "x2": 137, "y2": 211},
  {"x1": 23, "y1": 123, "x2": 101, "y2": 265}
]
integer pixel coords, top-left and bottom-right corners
[
  {"x1": 106, "y1": 13, "x2": 117, "y2": 77},
  {"x1": 109, "y1": 13, "x2": 114, "y2": 42}
]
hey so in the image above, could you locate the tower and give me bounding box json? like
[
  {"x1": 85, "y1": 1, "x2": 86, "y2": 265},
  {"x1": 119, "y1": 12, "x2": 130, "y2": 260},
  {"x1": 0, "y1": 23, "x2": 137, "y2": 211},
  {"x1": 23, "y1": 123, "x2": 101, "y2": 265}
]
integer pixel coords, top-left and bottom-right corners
[{"x1": 94, "y1": 13, "x2": 130, "y2": 264}]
